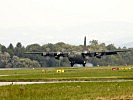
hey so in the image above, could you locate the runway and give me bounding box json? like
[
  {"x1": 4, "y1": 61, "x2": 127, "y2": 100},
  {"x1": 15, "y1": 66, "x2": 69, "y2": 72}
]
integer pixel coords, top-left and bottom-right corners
[{"x1": 0, "y1": 80, "x2": 133, "y2": 86}]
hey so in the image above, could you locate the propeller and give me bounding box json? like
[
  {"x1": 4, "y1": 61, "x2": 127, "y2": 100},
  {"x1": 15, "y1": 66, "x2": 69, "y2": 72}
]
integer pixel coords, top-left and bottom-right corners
[
  {"x1": 55, "y1": 51, "x2": 64, "y2": 60},
  {"x1": 85, "y1": 56, "x2": 89, "y2": 59},
  {"x1": 46, "y1": 56, "x2": 50, "y2": 60},
  {"x1": 59, "y1": 56, "x2": 64, "y2": 60},
  {"x1": 96, "y1": 56, "x2": 102, "y2": 59},
  {"x1": 42, "y1": 52, "x2": 47, "y2": 56}
]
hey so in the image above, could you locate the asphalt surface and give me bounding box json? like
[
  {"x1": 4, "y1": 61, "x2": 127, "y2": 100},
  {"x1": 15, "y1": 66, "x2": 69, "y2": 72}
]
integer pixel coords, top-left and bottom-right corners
[{"x1": 0, "y1": 80, "x2": 133, "y2": 86}]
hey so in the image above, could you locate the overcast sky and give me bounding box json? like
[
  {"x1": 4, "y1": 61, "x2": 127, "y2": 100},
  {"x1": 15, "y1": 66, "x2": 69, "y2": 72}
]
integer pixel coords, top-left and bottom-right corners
[{"x1": 0, "y1": 0, "x2": 133, "y2": 47}]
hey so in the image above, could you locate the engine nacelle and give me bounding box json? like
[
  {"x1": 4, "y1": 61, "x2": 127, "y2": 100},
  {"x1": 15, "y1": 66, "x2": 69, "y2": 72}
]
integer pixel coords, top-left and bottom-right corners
[
  {"x1": 42, "y1": 52, "x2": 47, "y2": 56},
  {"x1": 55, "y1": 56, "x2": 60, "y2": 60},
  {"x1": 55, "y1": 56, "x2": 64, "y2": 60},
  {"x1": 96, "y1": 55, "x2": 101, "y2": 59}
]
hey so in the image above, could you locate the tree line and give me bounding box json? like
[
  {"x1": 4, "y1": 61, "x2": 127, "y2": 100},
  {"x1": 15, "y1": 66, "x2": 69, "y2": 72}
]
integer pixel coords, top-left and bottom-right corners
[{"x1": 0, "y1": 40, "x2": 133, "y2": 68}]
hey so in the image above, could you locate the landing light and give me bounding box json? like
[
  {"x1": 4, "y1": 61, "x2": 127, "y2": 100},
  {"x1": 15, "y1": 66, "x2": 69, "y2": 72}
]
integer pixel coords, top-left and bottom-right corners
[
  {"x1": 57, "y1": 52, "x2": 61, "y2": 55},
  {"x1": 84, "y1": 51, "x2": 87, "y2": 53}
]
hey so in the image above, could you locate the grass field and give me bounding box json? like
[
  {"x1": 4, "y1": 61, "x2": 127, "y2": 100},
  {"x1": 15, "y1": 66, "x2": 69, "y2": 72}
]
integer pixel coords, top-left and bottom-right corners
[
  {"x1": 0, "y1": 66, "x2": 133, "y2": 99},
  {"x1": 0, "y1": 66, "x2": 133, "y2": 81},
  {"x1": 1, "y1": 82, "x2": 133, "y2": 100}
]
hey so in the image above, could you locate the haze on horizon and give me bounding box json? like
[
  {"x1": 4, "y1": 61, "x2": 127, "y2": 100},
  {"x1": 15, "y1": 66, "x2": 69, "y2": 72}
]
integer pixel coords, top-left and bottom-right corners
[{"x1": 0, "y1": 0, "x2": 133, "y2": 47}]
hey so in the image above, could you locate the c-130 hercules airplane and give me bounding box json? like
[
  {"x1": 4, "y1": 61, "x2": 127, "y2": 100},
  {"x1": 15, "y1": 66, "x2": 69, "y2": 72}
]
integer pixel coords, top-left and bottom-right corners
[{"x1": 25, "y1": 36, "x2": 129, "y2": 67}]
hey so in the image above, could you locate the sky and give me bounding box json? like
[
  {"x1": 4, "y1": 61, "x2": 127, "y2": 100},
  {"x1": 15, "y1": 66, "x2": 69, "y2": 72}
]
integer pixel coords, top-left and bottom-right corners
[{"x1": 0, "y1": 0, "x2": 133, "y2": 47}]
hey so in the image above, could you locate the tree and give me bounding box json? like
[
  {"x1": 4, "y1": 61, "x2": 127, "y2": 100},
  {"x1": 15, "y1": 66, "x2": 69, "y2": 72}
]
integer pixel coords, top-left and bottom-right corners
[
  {"x1": 0, "y1": 52, "x2": 11, "y2": 68},
  {"x1": 26, "y1": 44, "x2": 42, "y2": 52},
  {"x1": 16, "y1": 42, "x2": 22, "y2": 48},
  {"x1": 11, "y1": 56, "x2": 41, "y2": 68},
  {"x1": 89, "y1": 40, "x2": 100, "y2": 51},
  {"x1": 0, "y1": 40, "x2": 132, "y2": 67},
  {"x1": 7, "y1": 43, "x2": 14, "y2": 57},
  {"x1": 15, "y1": 42, "x2": 25, "y2": 57},
  {"x1": 106, "y1": 44, "x2": 116, "y2": 50},
  {"x1": 1, "y1": 46, "x2": 7, "y2": 53}
]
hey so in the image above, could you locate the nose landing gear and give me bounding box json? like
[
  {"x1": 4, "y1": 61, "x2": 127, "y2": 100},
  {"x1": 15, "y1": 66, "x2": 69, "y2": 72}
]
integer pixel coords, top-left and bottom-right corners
[{"x1": 70, "y1": 61, "x2": 86, "y2": 67}]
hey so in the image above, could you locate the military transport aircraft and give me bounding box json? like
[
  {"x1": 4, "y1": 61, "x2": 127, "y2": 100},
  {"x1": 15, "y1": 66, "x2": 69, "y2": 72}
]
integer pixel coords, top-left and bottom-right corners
[{"x1": 25, "y1": 37, "x2": 129, "y2": 67}]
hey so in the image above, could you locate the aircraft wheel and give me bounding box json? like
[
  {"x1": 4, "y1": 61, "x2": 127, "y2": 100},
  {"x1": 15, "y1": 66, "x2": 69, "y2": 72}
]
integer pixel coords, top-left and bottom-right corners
[
  {"x1": 83, "y1": 63, "x2": 86, "y2": 67},
  {"x1": 70, "y1": 63, "x2": 74, "y2": 67}
]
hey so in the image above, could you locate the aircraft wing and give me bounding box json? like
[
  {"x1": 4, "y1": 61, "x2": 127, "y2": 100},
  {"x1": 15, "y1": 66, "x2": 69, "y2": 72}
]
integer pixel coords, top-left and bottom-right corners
[
  {"x1": 82, "y1": 50, "x2": 129, "y2": 58},
  {"x1": 25, "y1": 52, "x2": 69, "y2": 59}
]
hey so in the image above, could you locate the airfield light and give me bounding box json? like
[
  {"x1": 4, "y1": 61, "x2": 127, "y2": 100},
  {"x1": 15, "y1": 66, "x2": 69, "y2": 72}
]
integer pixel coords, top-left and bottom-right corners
[
  {"x1": 42, "y1": 70, "x2": 45, "y2": 72},
  {"x1": 61, "y1": 69, "x2": 64, "y2": 73},
  {"x1": 56, "y1": 69, "x2": 64, "y2": 73}
]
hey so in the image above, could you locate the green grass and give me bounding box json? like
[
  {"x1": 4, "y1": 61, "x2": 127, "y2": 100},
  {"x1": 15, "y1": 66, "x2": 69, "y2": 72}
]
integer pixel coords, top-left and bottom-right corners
[
  {"x1": 1, "y1": 82, "x2": 133, "y2": 100},
  {"x1": 0, "y1": 67, "x2": 133, "y2": 99},
  {"x1": 0, "y1": 66, "x2": 133, "y2": 81}
]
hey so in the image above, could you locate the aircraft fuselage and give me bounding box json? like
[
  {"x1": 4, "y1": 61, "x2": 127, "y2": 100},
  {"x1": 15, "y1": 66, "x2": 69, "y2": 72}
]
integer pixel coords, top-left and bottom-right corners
[{"x1": 68, "y1": 53, "x2": 86, "y2": 67}]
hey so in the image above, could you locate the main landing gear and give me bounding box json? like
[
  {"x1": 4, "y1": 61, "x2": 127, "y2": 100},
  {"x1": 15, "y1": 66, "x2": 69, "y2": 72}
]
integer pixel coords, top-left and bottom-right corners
[
  {"x1": 83, "y1": 63, "x2": 86, "y2": 67},
  {"x1": 70, "y1": 62, "x2": 86, "y2": 67},
  {"x1": 70, "y1": 62, "x2": 74, "y2": 67}
]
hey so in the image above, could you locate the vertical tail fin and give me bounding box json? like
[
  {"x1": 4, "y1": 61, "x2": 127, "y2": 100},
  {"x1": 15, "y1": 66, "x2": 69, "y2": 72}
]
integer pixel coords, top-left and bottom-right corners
[{"x1": 84, "y1": 36, "x2": 87, "y2": 51}]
